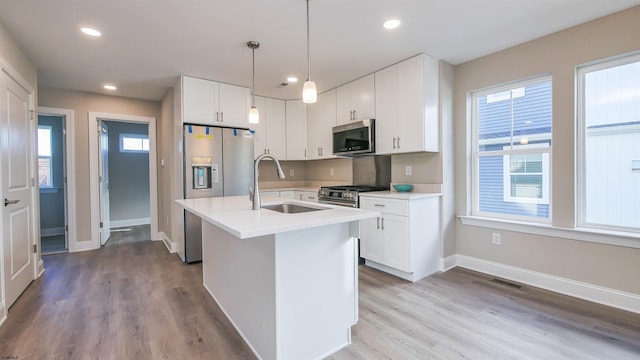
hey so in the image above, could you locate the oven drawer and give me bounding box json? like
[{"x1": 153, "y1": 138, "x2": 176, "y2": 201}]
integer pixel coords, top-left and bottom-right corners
[{"x1": 359, "y1": 197, "x2": 408, "y2": 216}]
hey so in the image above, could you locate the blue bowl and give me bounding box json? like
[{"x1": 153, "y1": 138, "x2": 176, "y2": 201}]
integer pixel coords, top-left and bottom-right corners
[{"x1": 393, "y1": 184, "x2": 413, "y2": 192}]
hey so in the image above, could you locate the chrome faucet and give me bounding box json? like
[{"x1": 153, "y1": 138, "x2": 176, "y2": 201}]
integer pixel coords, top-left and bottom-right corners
[{"x1": 249, "y1": 153, "x2": 286, "y2": 210}]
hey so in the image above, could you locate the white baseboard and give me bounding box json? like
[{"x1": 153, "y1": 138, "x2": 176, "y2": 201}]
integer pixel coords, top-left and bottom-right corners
[
  {"x1": 37, "y1": 259, "x2": 45, "y2": 277},
  {"x1": 440, "y1": 254, "x2": 458, "y2": 272},
  {"x1": 70, "y1": 240, "x2": 99, "y2": 253},
  {"x1": 110, "y1": 218, "x2": 151, "y2": 228},
  {"x1": 456, "y1": 255, "x2": 640, "y2": 315},
  {"x1": 41, "y1": 227, "x2": 65, "y2": 237},
  {"x1": 158, "y1": 231, "x2": 176, "y2": 253},
  {"x1": 0, "y1": 303, "x2": 5, "y2": 328}
]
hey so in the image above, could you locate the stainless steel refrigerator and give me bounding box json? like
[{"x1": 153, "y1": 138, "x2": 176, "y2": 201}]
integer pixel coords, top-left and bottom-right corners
[{"x1": 182, "y1": 124, "x2": 254, "y2": 263}]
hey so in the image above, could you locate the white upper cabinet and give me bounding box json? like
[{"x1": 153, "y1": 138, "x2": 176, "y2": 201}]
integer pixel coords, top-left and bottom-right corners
[
  {"x1": 307, "y1": 89, "x2": 337, "y2": 160},
  {"x1": 181, "y1": 75, "x2": 250, "y2": 127},
  {"x1": 375, "y1": 54, "x2": 440, "y2": 154},
  {"x1": 285, "y1": 100, "x2": 308, "y2": 160},
  {"x1": 182, "y1": 76, "x2": 219, "y2": 125},
  {"x1": 251, "y1": 96, "x2": 286, "y2": 160},
  {"x1": 218, "y1": 82, "x2": 251, "y2": 128},
  {"x1": 336, "y1": 74, "x2": 375, "y2": 125}
]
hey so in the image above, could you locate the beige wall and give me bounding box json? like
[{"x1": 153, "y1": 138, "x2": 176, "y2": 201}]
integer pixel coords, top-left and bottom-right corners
[
  {"x1": 158, "y1": 88, "x2": 174, "y2": 238},
  {"x1": 454, "y1": 6, "x2": 640, "y2": 294},
  {"x1": 38, "y1": 87, "x2": 161, "y2": 242},
  {"x1": 0, "y1": 21, "x2": 36, "y2": 89}
]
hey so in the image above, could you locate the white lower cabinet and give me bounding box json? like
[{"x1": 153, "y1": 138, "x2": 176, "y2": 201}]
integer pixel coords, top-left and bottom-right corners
[
  {"x1": 260, "y1": 190, "x2": 295, "y2": 199},
  {"x1": 359, "y1": 194, "x2": 440, "y2": 282},
  {"x1": 294, "y1": 190, "x2": 318, "y2": 202}
]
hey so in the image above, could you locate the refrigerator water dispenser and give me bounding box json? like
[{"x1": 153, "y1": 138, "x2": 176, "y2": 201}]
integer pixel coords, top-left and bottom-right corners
[{"x1": 191, "y1": 156, "x2": 213, "y2": 189}]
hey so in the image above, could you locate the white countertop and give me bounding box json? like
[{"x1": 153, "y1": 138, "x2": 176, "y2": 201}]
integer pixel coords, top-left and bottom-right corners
[
  {"x1": 259, "y1": 186, "x2": 319, "y2": 192},
  {"x1": 176, "y1": 195, "x2": 379, "y2": 239},
  {"x1": 359, "y1": 191, "x2": 442, "y2": 200}
]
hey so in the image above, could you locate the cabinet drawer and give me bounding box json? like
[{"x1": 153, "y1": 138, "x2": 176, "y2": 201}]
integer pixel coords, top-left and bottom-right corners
[{"x1": 359, "y1": 197, "x2": 408, "y2": 216}]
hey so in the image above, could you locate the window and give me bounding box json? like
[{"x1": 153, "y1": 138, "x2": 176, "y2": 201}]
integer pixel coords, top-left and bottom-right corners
[
  {"x1": 471, "y1": 76, "x2": 552, "y2": 221},
  {"x1": 120, "y1": 133, "x2": 149, "y2": 153},
  {"x1": 503, "y1": 144, "x2": 550, "y2": 204},
  {"x1": 577, "y1": 53, "x2": 640, "y2": 232},
  {"x1": 37, "y1": 125, "x2": 53, "y2": 187}
]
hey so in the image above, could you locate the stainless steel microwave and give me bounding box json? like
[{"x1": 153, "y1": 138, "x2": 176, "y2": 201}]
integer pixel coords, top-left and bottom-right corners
[{"x1": 332, "y1": 119, "x2": 375, "y2": 156}]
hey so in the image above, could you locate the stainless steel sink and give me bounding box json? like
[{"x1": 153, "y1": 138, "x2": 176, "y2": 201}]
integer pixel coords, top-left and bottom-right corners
[{"x1": 262, "y1": 202, "x2": 329, "y2": 214}]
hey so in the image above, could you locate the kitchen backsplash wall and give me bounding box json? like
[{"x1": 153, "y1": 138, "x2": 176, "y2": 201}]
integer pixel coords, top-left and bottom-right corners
[
  {"x1": 306, "y1": 158, "x2": 352, "y2": 183},
  {"x1": 256, "y1": 153, "x2": 443, "y2": 186},
  {"x1": 258, "y1": 160, "x2": 307, "y2": 182},
  {"x1": 391, "y1": 152, "x2": 442, "y2": 184}
]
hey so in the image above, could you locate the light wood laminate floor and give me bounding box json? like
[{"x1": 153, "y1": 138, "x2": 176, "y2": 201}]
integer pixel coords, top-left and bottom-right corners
[{"x1": 1, "y1": 240, "x2": 639, "y2": 359}]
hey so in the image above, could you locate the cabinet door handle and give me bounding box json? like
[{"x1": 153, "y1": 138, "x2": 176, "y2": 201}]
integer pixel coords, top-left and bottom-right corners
[
  {"x1": 220, "y1": 112, "x2": 224, "y2": 122},
  {"x1": 216, "y1": 111, "x2": 220, "y2": 122},
  {"x1": 376, "y1": 217, "x2": 380, "y2": 229},
  {"x1": 353, "y1": 110, "x2": 357, "y2": 120},
  {"x1": 393, "y1": 137, "x2": 396, "y2": 149},
  {"x1": 304, "y1": 149, "x2": 307, "y2": 158},
  {"x1": 381, "y1": 217, "x2": 385, "y2": 230},
  {"x1": 308, "y1": 196, "x2": 315, "y2": 200},
  {"x1": 397, "y1": 137, "x2": 400, "y2": 149},
  {"x1": 374, "y1": 204, "x2": 385, "y2": 207},
  {"x1": 267, "y1": 148, "x2": 270, "y2": 154},
  {"x1": 319, "y1": 147, "x2": 323, "y2": 156}
]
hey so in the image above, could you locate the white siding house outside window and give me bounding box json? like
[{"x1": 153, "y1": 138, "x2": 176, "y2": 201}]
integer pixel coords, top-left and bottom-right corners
[
  {"x1": 471, "y1": 76, "x2": 552, "y2": 221},
  {"x1": 120, "y1": 133, "x2": 149, "y2": 153},
  {"x1": 577, "y1": 53, "x2": 640, "y2": 233},
  {"x1": 37, "y1": 125, "x2": 53, "y2": 188}
]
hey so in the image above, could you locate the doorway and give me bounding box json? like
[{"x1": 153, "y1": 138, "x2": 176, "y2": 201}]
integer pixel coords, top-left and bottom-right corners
[
  {"x1": 88, "y1": 112, "x2": 158, "y2": 250},
  {"x1": 100, "y1": 120, "x2": 151, "y2": 245},
  {"x1": 37, "y1": 107, "x2": 77, "y2": 253},
  {"x1": 37, "y1": 114, "x2": 68, "y2": 254}
]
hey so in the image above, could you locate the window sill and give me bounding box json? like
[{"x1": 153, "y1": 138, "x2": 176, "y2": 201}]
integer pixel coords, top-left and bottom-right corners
[
  {"x1": 458, "y1": 215, "x2": 640, "y2": 249},
  {"x1": 39, "y1": 187, "x2": 59, "y2": 194}
]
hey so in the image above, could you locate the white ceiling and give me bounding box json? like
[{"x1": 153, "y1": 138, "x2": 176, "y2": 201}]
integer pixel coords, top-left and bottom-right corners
[{"x1": 0, "y1": 0, "x2": 638, "y2": 101}]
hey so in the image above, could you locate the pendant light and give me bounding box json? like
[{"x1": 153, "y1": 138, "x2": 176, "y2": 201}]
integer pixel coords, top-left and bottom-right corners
[
  {"x1": 247, "y1": 40, "x2": 260, "y2": 124},
  {"x1": 302, "y1": 0, "x2": 317, "y2": 103}
]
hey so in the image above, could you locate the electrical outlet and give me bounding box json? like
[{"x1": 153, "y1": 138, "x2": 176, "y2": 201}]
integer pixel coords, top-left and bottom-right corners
[
  {"x1": 289, "y1": 169, "x2": 295, "y2": 176},
  {"x1": 405, "y1": 165, "x2": 412, "y2": 176},
  {"x1": 330, "y1": 168, "x2": 335, "y2": 176},
  {"x1": 492, "y1": 232, "x2": 501, "y2": 245}
]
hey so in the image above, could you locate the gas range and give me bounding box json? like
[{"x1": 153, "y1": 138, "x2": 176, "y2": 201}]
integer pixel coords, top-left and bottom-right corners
[{"x1": 318, "y1": 185, "x2": 387, "y2": 208}]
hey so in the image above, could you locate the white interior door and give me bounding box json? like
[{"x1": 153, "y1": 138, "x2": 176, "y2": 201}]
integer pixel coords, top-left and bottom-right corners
[
  {"x1": 1, "y1": 69, "x2": 35, "y2": 308},
  {"x1": 99, "y1": 122, "x2": 111, "y2": 245}
]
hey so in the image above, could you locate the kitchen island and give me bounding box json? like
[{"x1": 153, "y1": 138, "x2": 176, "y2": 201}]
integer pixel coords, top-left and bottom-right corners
[{"x1": 176, "y1": 196, "x2": 379, "y2": 360}]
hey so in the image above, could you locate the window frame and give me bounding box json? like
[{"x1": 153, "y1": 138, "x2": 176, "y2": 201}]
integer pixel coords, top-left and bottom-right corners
[
  {"x1": 576, "y1": 51, "x2": 640, "y2": 233},
  {"x1": 37, "y1": 124, "x2": 54, "y2": 188},
  {"x1": 119, "y1": 133, "x2": 149, "y2": 153},
  {"x1": 470, "y1": 75, "x2": 553, "y2": 222}
]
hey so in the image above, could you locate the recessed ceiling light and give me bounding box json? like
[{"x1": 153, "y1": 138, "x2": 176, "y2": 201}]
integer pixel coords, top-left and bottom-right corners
[
  {"x1": 103, "y1": 84, "x2": 117, "y2": 90},
  {"x1": 80, "y1": 27, "x2": 102, "y2": 37},
  {"x1": 287, "y1": 77, "x2": 299, "y2": 83},
  {"x1": 383, "y1": 19, "x2": 401, "y2": 30}
]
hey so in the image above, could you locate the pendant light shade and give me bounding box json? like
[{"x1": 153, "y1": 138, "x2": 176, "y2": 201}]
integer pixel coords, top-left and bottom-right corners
[
  {"x1": 303, "y1": 0, "x2": 317, "y2": 103},
  {"x1": 303, "y1": 80, "x2": 317, "y2": 103},
  {"x1": 247, "y1": 41, "x2": 260, "y2": 124},
  {"x1": 248, "y1": 106, "x2": 259, "y2": 124}
]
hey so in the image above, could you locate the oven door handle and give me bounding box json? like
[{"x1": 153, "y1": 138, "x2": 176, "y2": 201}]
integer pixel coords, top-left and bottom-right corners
[{"x1": 318, "y1": 199, "x2": 357, "y2": 208}]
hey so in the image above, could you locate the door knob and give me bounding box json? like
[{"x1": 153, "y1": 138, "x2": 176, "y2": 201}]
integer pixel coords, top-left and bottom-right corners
[{"x1": 4, "y1": 198, "x2": 19, "y2": 207}]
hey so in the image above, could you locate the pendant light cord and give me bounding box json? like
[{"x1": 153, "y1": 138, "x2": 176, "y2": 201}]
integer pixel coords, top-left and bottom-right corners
[
  {"x1": 252, "y1": 46, "x2": 256, "y2": 106},
  {"x1": 306, "y1": 0, "x2": 311, "y2": 81}
]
